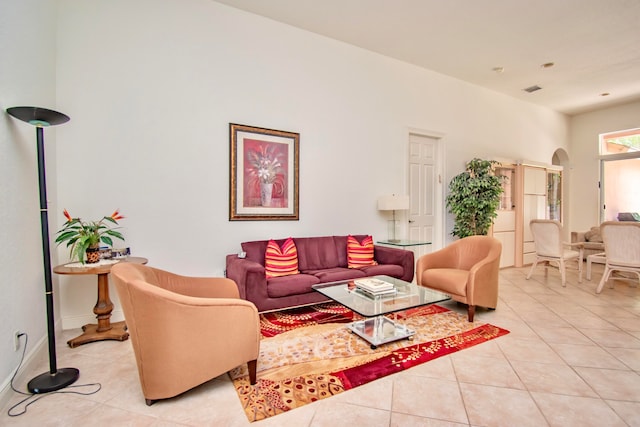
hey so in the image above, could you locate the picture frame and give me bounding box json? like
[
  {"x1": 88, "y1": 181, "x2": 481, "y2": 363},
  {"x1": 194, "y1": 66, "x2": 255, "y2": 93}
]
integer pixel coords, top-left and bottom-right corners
[{"x1": 229, "y1": 123, "x2": 299, "y2": 221}]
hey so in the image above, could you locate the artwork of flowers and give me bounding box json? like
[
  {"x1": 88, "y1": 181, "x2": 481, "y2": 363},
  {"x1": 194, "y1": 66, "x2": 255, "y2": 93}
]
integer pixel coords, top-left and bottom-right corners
[
  {"x1": 230, "y1": 124, "x2": 299, "y2": 221},
  {"x1": 244, "y1": 139, "x2": 288, "y2": 207}
]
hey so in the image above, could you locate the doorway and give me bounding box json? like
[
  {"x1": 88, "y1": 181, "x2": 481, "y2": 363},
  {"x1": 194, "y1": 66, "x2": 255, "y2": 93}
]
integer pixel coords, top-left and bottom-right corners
[{"x1": 407, "y1": 131, "x2": 444, "y2": 259}]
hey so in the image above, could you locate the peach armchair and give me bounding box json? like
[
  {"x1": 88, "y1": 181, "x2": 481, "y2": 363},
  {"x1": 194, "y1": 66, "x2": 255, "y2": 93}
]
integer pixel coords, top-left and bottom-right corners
[
  {"x1": 111, "y1": 263, "x2": 260, "y2": 406},
  {"x1": 416, "y1": 235, "x2": 502, "y2": 322}
]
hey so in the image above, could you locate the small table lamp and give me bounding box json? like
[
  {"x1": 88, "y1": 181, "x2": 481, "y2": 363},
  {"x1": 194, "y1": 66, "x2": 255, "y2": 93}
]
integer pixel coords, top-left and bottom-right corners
[{"x1": 377, "y1": 194, "x2": 410, "y2": 242}]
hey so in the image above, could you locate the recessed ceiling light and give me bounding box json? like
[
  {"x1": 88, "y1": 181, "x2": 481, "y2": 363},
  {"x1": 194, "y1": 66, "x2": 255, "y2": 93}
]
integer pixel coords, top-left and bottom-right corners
[
  {"x1": 541, "y1": 62, "x2": 555, "y2": 68},
  {"x1": 492, "y1": 66, "x2": 504, "y2": 73},
  {"x1": 523, "y1": 85, "x2": 542, "y2": 93},
  {"x1": 600, "y1": 92, "x2": 610, "y2": 97}
]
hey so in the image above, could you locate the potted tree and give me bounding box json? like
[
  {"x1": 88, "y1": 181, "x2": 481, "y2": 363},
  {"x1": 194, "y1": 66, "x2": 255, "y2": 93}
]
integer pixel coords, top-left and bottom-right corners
[{"x1": 446, "y1": 158, "x2": 504, "y2": 238}]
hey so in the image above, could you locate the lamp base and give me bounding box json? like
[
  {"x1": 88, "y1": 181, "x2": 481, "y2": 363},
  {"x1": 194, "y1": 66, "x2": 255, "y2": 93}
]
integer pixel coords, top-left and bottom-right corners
[{"x1": 27, "y1": 368, "x2": 80, "y2": 394}]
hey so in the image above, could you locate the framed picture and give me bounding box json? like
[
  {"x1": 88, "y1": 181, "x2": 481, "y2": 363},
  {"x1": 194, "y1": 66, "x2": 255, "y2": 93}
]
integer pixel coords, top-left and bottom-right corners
[{"x1": 229, "y1": 123, "x2": 299, "y2": 221}]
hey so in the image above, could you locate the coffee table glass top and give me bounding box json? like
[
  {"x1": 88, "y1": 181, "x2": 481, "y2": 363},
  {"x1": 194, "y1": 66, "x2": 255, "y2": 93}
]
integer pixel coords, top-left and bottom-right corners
[{"x1": 312, "y1": 275, "x2": 450, "y2": 317}]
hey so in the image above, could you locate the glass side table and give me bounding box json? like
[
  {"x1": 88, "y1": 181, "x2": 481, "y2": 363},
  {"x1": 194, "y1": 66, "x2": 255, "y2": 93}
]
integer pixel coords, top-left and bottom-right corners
[{"x1": 377, "y1": 240, "x2": 432, "y2": 247}]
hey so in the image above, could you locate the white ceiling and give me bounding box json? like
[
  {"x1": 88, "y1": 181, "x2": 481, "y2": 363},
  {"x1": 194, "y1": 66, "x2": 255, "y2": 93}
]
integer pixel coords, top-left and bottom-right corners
[{"x1": 214, "y1": 0, "x2": 640, "y2": 115}]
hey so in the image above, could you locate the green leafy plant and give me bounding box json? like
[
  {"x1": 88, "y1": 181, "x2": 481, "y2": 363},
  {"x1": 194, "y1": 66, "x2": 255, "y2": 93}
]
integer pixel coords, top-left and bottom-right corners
[
  {"x1": 55, "y1": 209, "x2": 125, "y2": 263},
  {"x1": 446, "y1": 158, "x2": 504, "y2": 238}
]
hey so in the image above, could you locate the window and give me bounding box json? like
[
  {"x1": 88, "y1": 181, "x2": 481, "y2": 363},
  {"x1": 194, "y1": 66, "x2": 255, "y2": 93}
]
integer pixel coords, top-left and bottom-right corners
[
  {"x1": 600, "y1": 128, "x2": 640, "y2": 155},
  {"x1": 599, "y1": 128, "x2": 640, "y2": 221}
]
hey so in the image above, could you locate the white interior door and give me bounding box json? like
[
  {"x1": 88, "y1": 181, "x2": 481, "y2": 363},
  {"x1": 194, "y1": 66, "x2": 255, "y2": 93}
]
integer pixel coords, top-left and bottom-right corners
[{"x1": 408, "y1": 132, "x2": 443, "y2": 259}]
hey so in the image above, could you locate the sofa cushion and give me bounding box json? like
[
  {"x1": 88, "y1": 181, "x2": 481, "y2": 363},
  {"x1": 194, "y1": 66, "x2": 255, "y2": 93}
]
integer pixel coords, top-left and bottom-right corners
[
  {"x1": 294, "y1": 236, "x2": 341, "y2": 270},
  {"x1": 303, "y1": 267, "x2": 367, "y2": 282},
  {"x1": 347, "y1": 235, "x2": 378, "y2": 268},
  {"x1": 265, "y1": 238, "x2": 300, "y2": 278},
  {"x1": 584, "y1": 227, "x2": 603, "y2": 242},
  {"x1": 242, "y1": 239, "x2": 271, "y2": 265},
  {"x1": 266, "y1": 273, "x2": 321, "y2": 298}
]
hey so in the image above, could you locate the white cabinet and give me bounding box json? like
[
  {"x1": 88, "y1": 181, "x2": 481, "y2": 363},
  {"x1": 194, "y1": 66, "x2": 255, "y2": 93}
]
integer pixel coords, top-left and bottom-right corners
[{"x1": 515, "y1": 163, "x2": 563, "y2": 266}]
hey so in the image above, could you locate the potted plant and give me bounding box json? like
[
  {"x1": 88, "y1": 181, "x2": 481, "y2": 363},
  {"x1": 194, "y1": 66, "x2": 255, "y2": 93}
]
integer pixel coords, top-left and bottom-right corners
[
  {"x1": 446, "y1": 158, "x2": 504, "y2": 238},
  {"x1": 55, "y1": 209, "x2": 125, "y2": 264}
]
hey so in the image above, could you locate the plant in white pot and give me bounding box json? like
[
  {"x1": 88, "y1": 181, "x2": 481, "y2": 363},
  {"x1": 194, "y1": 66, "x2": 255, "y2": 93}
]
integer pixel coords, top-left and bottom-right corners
[
  {"x1": 55, "y1": 209, "x2": 125, "y2": 263},
  {"x1": 446, "y1": 158, "x2": 504, "y2": 238}
]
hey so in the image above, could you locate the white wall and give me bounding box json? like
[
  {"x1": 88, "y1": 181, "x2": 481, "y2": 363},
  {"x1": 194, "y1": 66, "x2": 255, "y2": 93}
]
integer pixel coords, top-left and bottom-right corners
[
  {"x1": 52, "y1": 0, "x2": 571, "y2": 327},
  {"x1": 569, "y1": 100, "x2": 640, "y2": 231},
  {"x1": 0, "y1": 0, "x2": 60, "y2": 405}
]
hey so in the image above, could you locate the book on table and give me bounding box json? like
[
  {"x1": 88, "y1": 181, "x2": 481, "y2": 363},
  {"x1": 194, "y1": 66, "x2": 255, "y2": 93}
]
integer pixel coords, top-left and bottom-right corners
[
  {"x1": 354, "y1": 278, "x2": 395, "y2": 295},
  {"x1": 355, "y1": 286, "x2": 397, "y2": 298}
]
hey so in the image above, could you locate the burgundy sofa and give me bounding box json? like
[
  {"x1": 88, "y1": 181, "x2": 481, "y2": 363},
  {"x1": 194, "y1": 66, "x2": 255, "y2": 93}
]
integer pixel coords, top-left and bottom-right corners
[{"x1": 225, "y1": 235, "x2": 414, "y2": 312}]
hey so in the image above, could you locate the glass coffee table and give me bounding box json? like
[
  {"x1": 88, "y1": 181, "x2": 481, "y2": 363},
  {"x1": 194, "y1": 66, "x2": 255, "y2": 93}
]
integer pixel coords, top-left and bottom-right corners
[{"x1": 312, "y1": 275, "x2": 450, "y2": 349}]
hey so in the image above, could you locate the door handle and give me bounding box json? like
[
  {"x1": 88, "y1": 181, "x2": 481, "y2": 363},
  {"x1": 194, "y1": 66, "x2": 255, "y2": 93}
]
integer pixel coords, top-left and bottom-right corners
[{"x1": 408, "y1": 220, "x2": 415, "y2": 223}]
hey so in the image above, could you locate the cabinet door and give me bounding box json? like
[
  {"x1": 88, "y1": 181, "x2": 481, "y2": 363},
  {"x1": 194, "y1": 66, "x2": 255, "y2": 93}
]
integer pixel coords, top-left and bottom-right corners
[{"x1": 524, "y1": 167, "x2": 546, "y2": 195}]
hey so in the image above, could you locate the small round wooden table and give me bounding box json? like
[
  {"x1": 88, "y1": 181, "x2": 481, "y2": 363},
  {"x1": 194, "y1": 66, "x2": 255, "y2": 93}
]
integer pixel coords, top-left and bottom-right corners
[{"x1": 54, "y1": 256, "x2": 148, "y2": 348}]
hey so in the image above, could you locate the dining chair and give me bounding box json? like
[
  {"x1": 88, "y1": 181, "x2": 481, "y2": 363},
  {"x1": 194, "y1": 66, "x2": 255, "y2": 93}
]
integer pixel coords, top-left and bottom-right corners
[
  {"x1": 526, "y1": 220, "x2": 583, "y2": 287},
  {"x1": 596, "y1": 221, "x2": 640, "y2": 293}
]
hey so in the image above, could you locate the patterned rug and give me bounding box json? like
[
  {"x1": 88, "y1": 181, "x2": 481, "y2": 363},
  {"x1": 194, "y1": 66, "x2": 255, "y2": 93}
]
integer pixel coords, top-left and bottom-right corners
[{"x1": 230, "y1": 302, "x2": 509, "y2": 422}]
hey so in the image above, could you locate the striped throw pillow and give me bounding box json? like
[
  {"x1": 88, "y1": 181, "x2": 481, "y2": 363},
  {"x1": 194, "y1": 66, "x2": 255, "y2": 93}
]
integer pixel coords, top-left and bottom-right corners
[
  {"x1": 265, "y1": 238, "x2": 300, "y2": 278},
  {"x1": 347, "y1": 235, "x2": 378, "y2": 268}
]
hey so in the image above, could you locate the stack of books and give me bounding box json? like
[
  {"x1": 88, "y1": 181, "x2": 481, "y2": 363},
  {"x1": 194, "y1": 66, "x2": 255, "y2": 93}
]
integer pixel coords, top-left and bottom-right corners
[{"x1": 354, "y1": 278, "x2": 396, "y2": 297}]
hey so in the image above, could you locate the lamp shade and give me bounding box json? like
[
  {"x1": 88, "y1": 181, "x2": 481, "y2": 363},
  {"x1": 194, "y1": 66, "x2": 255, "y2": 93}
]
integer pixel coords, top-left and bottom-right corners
[
  {"x1": 6, "y1": 106, "x2": 70, "y2": 127},
  {"x1": 377, "y1": 194, "x2": 410, "y2": 211}
]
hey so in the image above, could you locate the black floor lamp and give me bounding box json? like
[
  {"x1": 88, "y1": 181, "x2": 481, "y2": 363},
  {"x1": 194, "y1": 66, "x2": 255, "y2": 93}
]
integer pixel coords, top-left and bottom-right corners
[{"x1": 6, "y1": 106, "x2": 79, "y2": 393}]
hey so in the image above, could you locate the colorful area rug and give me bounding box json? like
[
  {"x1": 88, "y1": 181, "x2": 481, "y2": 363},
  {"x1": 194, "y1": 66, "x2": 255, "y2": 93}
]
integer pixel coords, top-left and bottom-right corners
[{"x1": 230, "y1": 302, "x2": 509, "y2": 422}]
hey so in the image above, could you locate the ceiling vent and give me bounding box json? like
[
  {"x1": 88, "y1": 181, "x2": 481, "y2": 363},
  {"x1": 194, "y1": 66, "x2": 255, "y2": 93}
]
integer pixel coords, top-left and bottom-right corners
[{"x1": 523, "y1": 85, "x2": 542, "y2": 93}]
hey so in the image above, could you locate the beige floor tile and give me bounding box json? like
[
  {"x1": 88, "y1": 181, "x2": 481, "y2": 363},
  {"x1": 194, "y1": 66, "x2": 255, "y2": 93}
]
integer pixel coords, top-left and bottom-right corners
[
  {"x1": 558, "y1": 313, "x2": 620, "y2": 330},
  {"x1": 399, "y1": 354, "x2": 457, "y2": 381},
  {"x1": 578, "y1": 328, "x2": 640, "y2": 348},
  {"x1": 497, "y1": 337, "x2": 565, "y2": 364},
  {"x1": 390, "y1": 412, "x2": 468, "y2": 427},
  {"x1": 510, "y1": 360, "x2": 598, "y2": 397},
  {"x1": 528, "y1": 325, "x2": 592, "y2": 345},
  {"x1": 459, "y1": 383, "x2": 547, "y2": 427},
  {"x1": 391, "y1": 377, "x2": 468, "y2": 424},
  {"x1": 531, "y1": 392, "x2": 627, "y2": 427},
  {"x1": 574, "y1": 367, "x2": 640, "y2": 400},
  {"x1": 548, "y1": 342, "x2": 628, "y2": 369},
  {"x1": 606, "y1": 400, "x2": 640, "y2": 426},
  {"x1": 605, "y1": 346, "x2": 640, "y2": 371},
  {"x1": 310, "y1": 401, "x2": 390, "y2": 427},
  {"x1": 451, "y1": 355, "x2": 525, "y2": 389}
]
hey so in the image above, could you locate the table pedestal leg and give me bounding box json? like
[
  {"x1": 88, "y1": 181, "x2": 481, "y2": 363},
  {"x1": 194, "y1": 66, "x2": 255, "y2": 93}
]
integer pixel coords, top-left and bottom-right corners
[{"x1": 67, "y1": 272, "x2": 129, "y2": 348}]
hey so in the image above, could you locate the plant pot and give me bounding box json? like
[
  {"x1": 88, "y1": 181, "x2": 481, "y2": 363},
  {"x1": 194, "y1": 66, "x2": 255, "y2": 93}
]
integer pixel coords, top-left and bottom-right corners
[{"x1": 85, "y1": 247, "x2": 101, "y2": 264}]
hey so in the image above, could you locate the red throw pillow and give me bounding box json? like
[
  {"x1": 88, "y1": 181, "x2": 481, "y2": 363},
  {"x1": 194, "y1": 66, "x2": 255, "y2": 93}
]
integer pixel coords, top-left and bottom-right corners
[
  {"x1": 265, "y1": 237, "x2": 300, "y2": 278},
  {"x1": 347, "y1": 235, "x2": 378, "y2": 268}
]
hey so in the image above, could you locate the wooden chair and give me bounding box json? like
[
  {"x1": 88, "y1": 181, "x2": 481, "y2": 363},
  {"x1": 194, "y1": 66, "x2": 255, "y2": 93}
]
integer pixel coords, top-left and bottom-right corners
[
  {"x1": 527, "y1": 220, "x2": 583, "y2": 287},
  {"x1": 111, "y1": 263, "x2": 260, "y2": 405},
  {"x1": 596, "y1": 221, "x2": 640, "y2": 293}
]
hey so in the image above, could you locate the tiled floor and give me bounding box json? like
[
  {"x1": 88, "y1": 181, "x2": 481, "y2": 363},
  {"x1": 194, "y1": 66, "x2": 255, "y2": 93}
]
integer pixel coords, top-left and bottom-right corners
[{"x1": 3, "y1": 264, "x2": 640, "y2": 426}]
